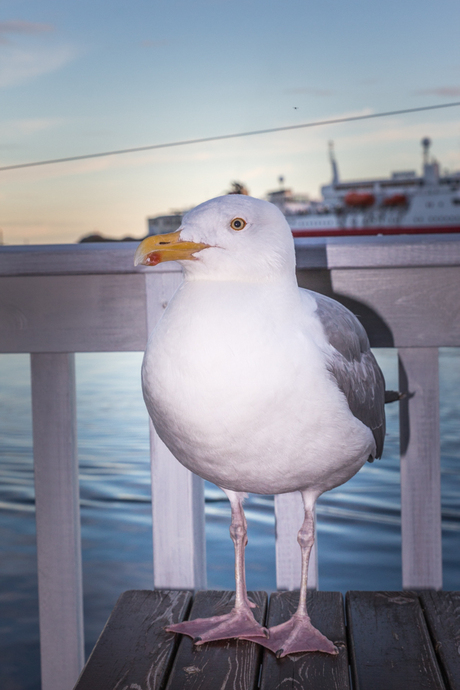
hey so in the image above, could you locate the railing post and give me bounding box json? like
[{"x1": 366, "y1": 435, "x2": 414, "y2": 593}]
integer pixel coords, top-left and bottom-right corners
[
  {"x1": 30, "y1": 353, "x2": 84, "y2": 690},
  {"x1": 145, "y1": 272, "x2": 207, "y2": 589},
  {"x1": 275, "y1": 492, "x2": 318, "y2": 590},
  {"x1": 398, "y1": 347, "x2": 442, "y2": 590}
]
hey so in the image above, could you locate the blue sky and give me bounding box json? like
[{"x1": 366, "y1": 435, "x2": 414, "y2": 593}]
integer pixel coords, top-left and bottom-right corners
[{"x1": 1, "y1": 0, "x2": 460, "y2": 243}]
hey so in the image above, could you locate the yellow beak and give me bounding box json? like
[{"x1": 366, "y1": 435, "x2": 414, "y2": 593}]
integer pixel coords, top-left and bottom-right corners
[{"x1": 134, "y1": 230, "x2": 210, "y2": 267}]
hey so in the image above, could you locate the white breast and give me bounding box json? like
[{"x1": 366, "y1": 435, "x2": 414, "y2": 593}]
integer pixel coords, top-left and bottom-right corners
[{"x1": 142, "y1": 280, "x2": 374, "y2": 496}]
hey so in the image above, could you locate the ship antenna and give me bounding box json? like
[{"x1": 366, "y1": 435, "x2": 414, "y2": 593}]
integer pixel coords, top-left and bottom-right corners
[{"x1": 328, "y1": 140, "x2": 339, "y2": 185}]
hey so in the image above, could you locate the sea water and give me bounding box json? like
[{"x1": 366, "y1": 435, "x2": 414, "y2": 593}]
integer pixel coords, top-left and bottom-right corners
[{"x1": 0, "y1": 349, "x2": 459, "y2": 689}]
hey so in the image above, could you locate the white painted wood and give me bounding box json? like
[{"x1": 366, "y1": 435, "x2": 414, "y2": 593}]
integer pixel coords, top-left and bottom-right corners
[
  {"x1": 330, "y1": 266, "x2": 460, "y2": 347},
  {"x1": 31, "y1": 353, "x2": 84, "y2": 690},
  {"x1": 149, "y1": 422, "x2": 207, "y2": 588},
  {"x1": 275, "y1": 492, "x2": 318, "y2": 590},
  {"x1": 144, "y1": 272, "x2": 207, "y2": 589},
  {"x1": 0, "y1": 242, "x2": 181, "y2": 276},
  {"x1": 0, "y1": 274, "x2": 148, "y2": 353},
  {"x1": 1, "y1": 240, "x2": 459, "y2": 353},
  {"x1": 398, "y1": 348, "x2": 442, "y2": 590},
  {"x1": 1, "y1": 234, "x2": 460, "y2": 277},
  {"x1": 323, "y1": 233, "x2": 460, "y2": 269},
  {"x1": 2, "y1": 265, "x2": 460, "y2": 354}
]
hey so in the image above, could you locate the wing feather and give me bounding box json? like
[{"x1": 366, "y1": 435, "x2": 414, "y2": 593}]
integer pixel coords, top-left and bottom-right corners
[{"x1": 302, "y1": 289, "x2": 386, "y2": 459}]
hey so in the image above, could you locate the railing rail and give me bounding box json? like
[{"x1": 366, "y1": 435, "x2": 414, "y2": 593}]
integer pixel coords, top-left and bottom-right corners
[{"x1": 1, "y1": 233, "x2": 459, "y2": 690}]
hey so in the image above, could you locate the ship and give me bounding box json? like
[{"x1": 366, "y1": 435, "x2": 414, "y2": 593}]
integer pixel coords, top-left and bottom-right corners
[
  {"x1": 267, "y1": 138, "x2": 460, "y2": 237},
  {"x1": 146, "y1": 139, "x2": 460, "y2": 239}
]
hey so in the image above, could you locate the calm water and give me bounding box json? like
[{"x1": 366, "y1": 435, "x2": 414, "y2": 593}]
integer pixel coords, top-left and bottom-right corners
[{"x1": 1, "y1": 349, "x2": 459, "y2": 689}]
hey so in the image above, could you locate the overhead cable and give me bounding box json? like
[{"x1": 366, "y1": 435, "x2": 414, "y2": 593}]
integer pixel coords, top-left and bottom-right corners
[{"x1": 1, "y1": 101, "x2": 459, "y2": 172}]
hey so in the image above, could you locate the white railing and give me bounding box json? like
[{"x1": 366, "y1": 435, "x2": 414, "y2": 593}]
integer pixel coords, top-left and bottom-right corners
[{"x1": 1, "y1": 233, "x2": 459, "y2": 690}]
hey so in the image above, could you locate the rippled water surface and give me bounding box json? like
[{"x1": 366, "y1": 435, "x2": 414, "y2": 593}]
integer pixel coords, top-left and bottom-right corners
[{"x1": 1, "y1": 349, "x2": 459, "y2": 689}]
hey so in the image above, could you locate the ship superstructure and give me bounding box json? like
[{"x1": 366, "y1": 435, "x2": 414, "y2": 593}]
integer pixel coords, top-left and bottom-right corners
[{"x1": 267, "y1": 139, "x2": 460, "y2": 237}]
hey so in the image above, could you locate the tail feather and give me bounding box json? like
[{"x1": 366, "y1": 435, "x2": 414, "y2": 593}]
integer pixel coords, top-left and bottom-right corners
[{"x1": 384, "y1": 390, "x2": 404, "y2": 404}]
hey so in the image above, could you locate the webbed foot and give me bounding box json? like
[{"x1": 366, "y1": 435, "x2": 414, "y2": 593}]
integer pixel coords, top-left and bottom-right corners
[
  {"x1": 166, "y1": 606, "x2": 268, "y2": 644},
  {"x1": 242, "y1": 613, "x2": 337, "y2": 657}
]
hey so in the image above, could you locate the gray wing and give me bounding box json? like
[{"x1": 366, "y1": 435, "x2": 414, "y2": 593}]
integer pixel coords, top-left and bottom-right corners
[{"x1": 302, "y1": 289, "x2": 386, "y2": 460}]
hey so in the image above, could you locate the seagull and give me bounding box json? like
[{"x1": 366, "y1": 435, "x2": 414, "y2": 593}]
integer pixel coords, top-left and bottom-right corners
[{"x1": 134, "y1": 195, "x2": 385, "y2": 657}]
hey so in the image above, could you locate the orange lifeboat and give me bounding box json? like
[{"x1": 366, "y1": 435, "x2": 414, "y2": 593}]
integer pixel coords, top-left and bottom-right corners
[
  {"x1": 382, "y1": 194, "x2": 407, "y2": 207},
  {"x1": 344, "y1": 192, "x2": 375, "y2": 208}
]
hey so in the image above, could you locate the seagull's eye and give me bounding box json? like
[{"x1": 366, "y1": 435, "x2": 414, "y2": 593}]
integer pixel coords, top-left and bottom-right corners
[{"x1": 230, "y1": 217, "x2": 247, "y2": 231}]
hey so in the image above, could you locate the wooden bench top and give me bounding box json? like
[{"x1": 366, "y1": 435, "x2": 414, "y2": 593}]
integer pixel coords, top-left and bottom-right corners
[{"x1": 73, "y1": 589, "x2": 460, "y2": 690}]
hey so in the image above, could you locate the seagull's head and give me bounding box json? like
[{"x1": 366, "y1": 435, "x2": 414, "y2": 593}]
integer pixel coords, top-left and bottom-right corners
[{"x1": 134, "y1": 195, "x2": 296, "y2": 282}]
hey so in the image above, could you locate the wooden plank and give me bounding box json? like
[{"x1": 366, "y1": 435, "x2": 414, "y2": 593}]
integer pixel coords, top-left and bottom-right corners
[
  {"x1": 165, "y1": 590, "x2": 267, "y2": 690},
  {"x1": 150, "y1": 424, "x2": 207, "y2": 589},
  {"x1": 399, "y1": 348, "x2": 442, "y2": 589},
  {"x1": 0, "y1": 274, "x2": 147, "y2": 352},
  {"x1": 145, "y1": 273, "x2": 207, "y2": 590},
  {"x1": 259, "y1": 591, "x2": 349, "y2": 690},
  {"x1": 420, "y1": 591, "x2": 460, "y2": 690},
  {"x1": 329, "y1": 266, "x2": 460, "y2": 347},
  {"x1": 73, "y1": 590, "x2": 192, "y2": 690},
  {"x1": 0, "y1": 242, "x2": 182, "y2": 276},
  {"x1": 2, "y1": 235, "x2": 460, "y2": 277},
  {"x1": 31, "y1": 353, "x2": 84, "y2": 690},
  {"x1": 2, "y1": 256, "x2": 460, "y2": 356},
  {"x1": 323, "y1": 233, "x2": 460, "y2": 270},
  {"x1": 274, "y1": 492, "x2": 318, "y2": 591},
  {"x1": 346, "y1": 591, "x2": 446, "y2": 690}
]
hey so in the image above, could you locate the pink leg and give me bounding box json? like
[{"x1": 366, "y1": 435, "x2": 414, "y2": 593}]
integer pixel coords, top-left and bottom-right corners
[
  {"x1": 242, "y1": 490, "x2": 337, "y2": 657},
  {"x1": 166, "y1": 489, "x2": 268, "y2": 644}
]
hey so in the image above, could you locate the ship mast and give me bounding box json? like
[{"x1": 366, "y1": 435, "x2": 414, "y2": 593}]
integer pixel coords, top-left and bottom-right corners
[
  {"x1": 329, "y1": 141, "x2": 340, "y2": 186},
  {"x1": 421, "y1": 137, "x2": 439, "y2": 185},
  {"x1": 422, "y1": 137, "x2": 431, "y2": 165}
]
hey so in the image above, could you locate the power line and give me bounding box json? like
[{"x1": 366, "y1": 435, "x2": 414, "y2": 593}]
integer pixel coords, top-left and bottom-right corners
[{"x1": 1, "y1": 101, "x2": 460, "y2": 172}]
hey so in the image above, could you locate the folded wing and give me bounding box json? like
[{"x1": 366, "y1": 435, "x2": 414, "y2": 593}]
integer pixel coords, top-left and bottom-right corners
[{"x1": 304, "y1": 289, "x2": 386, "y2": 460}]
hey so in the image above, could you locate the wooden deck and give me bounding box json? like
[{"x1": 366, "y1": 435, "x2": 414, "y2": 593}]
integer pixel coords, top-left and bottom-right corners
[{"x1": 73, "y1": 589, "x2": 460, "y2": 690}]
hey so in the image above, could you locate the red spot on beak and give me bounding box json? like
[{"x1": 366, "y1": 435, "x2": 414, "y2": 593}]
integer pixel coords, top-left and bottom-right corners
[{"x1": 145, "y1": 252, "x2": 162, "y2": 266}]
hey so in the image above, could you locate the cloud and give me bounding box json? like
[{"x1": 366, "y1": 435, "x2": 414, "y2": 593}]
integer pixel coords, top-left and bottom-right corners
[
  {"x1": 0, "y1": 20, "x2": 54, "y2": 45},
  {"x1": 0, "y1": 43, "x2": 77, "y2": 88},
  {"x1": 284, "y1": 87, "x2": 333, "y2": 97},
  {"x1": 0, "y1": 117, "x2": 65, "y2": 139},
  {"x1": 0, "y1": 19, "x2": 76, "y2": 87},
  {"x1": 414, "y1": 86, "x2": 460, "y2": 98}
]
